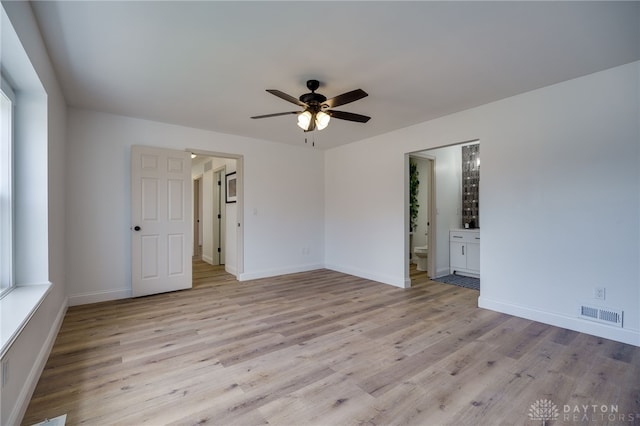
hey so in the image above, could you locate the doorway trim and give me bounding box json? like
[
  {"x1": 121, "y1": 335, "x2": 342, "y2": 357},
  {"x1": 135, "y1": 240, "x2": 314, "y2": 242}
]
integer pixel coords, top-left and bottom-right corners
[
  {"x1": 187, "y1": 148, "x2": 244, "y2": 279},
  {"x1": 412, "y1": 153, "x2": 436, "y2": 279},
  {"x1": 213, "y1": 165, "x2": 226, "y2": 265},
  {"x1": 193, "y1": 176, "x2": 202, "y2": 257}
]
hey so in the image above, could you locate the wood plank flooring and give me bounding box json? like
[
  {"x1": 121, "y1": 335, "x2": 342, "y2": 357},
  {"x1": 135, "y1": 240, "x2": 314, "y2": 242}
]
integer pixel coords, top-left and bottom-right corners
[
  {"x1": 192, "y1": 259, "x2": 236, "y2": 289},
  {"x1": 22, "y1": 265, "x2": 640, "y2": 425}
]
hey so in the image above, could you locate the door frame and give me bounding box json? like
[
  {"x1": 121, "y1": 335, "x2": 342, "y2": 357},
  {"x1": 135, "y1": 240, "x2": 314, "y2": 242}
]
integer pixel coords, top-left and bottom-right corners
[
  {"x1": 425, "y1": 156, "x2": 436, "y2": 278},
  {"x1": 188, "y1": 149, "x2": 244, "y2": 278},
  {"x1": 213, "y1": 165, "x2": 226, "y2": 265},
  {"x1": 193, "y1": 176, "x2": 202, "y2": 257}
]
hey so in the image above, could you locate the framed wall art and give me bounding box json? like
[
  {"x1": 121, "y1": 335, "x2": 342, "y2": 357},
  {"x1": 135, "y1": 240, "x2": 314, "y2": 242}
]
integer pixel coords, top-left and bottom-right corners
[{"x1": 225, "y1": 172, "x2": 237, "y2": 203}]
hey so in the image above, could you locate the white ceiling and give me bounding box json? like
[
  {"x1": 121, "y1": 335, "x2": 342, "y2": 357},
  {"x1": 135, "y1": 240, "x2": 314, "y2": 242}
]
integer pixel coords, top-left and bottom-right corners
[{"x1": 31, "y1": 1, "x2": 640, "y2": 149}]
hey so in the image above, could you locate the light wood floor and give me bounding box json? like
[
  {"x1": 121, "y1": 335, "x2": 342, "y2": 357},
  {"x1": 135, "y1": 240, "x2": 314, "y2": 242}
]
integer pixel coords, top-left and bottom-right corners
[
  {"x1": 192, "y1": 258, "x2": 236, "y2": 289},
  {"x1": 22, "y1": 265, "x2": 640, "y2": 425}
]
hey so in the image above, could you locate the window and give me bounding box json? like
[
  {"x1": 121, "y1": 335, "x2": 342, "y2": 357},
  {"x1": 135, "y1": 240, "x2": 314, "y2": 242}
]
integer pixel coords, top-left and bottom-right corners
[
  {"x1": 1, "y1": 77, "x2": 15, "y2": 298},
  {"x1": 0, "y1": 5, "x2": 53, "y2": 362}
]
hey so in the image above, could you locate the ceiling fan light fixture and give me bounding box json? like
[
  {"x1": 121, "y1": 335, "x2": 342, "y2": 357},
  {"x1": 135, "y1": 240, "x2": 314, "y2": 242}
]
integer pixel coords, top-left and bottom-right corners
[
  {"x1": 297, "y1": 110, "x2": 312, "y2": 130},
  {"x1": 253, "y1": 80, "x2": 370, "y2": 136},
  {"x1": 315, "y1": 111, "x2": 330, "y2": 130}
]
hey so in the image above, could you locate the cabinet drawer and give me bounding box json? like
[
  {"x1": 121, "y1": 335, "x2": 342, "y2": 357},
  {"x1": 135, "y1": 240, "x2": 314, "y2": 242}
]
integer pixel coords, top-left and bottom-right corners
[{"x1": 450, "y1": 230, "x2": 480, "y2": 243}]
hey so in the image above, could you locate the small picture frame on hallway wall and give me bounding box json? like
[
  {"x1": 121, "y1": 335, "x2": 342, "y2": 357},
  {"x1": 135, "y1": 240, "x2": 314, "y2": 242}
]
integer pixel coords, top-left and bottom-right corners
[{"x1": 225, "y1": 172, "x2": 237, "y2": 203}]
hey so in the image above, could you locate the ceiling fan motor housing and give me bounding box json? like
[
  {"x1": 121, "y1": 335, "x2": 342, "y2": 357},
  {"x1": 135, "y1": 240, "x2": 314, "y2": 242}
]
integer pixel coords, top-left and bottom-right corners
[
  {"x1": 299, "y1": 92, "x2": 327, "y2": 110},
  {"x1": 300, "y1": 80, "x2": 326, "y2": 111}
]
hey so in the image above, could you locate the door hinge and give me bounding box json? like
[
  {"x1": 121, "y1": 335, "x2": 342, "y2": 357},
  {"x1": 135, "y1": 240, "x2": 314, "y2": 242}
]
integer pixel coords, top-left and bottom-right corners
[
  {"x1": 217, "y1": 247, "x2": 221, "y2": 253},
  {"x1": 217, "y1": 214, "x2": 221, "y2": 219},
  {"x1": 218, "y1": 180, "x2": 221, "y2": 186}
]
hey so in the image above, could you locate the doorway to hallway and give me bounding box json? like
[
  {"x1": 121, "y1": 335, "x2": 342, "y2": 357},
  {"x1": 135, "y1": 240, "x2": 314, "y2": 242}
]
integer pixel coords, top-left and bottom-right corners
[{"x1": 190, "y1": 151, "x2": 242, "y2": 279}]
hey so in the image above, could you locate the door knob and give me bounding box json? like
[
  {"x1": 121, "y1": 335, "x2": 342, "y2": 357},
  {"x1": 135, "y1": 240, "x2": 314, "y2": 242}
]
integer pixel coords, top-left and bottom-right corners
[{"x1": 134, "y1": 226, "x2": 141, "y2": 231}]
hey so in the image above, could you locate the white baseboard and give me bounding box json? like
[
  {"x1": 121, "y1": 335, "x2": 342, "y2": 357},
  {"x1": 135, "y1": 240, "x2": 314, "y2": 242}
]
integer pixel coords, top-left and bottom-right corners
[
  {"x1": 479, "y1": 296, "x2": 640, "y2": 347},
  {"x1": 202, "y1": 254, "x2": 214, "y2": 265},
  {"x1": 9, "y1": 296, "x2": 68, "y2": 426},
  {"x1": 68, "y1": 288, "x2": 132, "y2": 306},
  {"x1": 239, "y1": 263, "x2": 324, "y2": 281},
  {"x1": 325, "y1": 264, "x2": 408, "y2": 288}
]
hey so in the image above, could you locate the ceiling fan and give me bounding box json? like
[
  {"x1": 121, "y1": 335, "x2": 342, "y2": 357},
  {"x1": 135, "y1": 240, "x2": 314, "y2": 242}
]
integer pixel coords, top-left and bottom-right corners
[{"x1": 251, "y1": 79, "x2": 370, "y2": 132}]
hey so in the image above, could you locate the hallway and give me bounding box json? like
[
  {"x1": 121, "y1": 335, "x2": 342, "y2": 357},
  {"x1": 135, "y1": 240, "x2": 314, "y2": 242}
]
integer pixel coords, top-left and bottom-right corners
[{"x1": 192, "y1": 257, "x2": 237, "y2": 289}]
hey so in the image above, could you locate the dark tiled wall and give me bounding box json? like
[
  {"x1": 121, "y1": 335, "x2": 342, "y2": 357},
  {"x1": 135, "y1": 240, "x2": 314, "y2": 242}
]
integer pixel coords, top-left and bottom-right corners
[{"x1": 462, "y1": 144, "x2": 480, "y2": 228}]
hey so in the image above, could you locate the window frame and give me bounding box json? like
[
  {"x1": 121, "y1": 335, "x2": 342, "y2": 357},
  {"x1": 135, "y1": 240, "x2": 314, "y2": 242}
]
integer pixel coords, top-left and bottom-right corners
[{"x1": 1, "y1": 75, "x2": 16, "y2": 299}]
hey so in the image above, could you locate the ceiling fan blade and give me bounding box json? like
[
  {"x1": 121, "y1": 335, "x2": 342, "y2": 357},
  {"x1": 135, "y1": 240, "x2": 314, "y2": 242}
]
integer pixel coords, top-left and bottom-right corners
[
  {"x1": 251, "y1": 111, "x2": 299, "y2": 119},
  {"x1": 328, "y1": 110, "x2": 371, "y2": 123},
  {"x1": 323, "y1": 89, "x2": 368, "y2": 109},
  {"x1": 266, "y1": 89, "x2": 306, "y2": 107}
]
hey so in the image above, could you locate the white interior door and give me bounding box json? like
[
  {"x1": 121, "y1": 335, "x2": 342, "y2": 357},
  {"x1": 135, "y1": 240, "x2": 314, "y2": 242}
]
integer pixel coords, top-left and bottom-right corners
[
  {"x1": 216, "y1": 168, "x2": 226, "y2": 265},
  {"x1": 131, "y1": 146, "x2": 192, "y2": 297}
]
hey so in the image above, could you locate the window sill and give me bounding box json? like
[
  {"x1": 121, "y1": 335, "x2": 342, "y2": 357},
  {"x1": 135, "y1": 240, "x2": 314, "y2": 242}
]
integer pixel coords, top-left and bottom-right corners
[{"x1": 0, "y1": 283, "x2": 52, "y2": 358}]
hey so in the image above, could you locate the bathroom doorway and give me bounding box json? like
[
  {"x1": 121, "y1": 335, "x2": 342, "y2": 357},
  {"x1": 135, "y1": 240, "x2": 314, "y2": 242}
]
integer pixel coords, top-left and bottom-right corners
[
  {"x1": 409, "y1": 154, "x2": 436, "y2": 279},
  {"x1": 406, "y1": 140, "x2": 480, "y2": 287}
]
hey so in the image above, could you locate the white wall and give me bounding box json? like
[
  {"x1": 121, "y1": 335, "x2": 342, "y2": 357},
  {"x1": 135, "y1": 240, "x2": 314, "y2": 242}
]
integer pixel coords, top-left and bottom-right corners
[
  {"x1": 1, "y1": 2, "x2": 68, "y2": 424},
  {"x1": 202, "y1": 168, "x2": 216, "y2": 263},
  {"x1": 425, "y1": 145, "x2": 464, "y2": 277},
  {"x1": 326, "y1": 138, "x2": 406, "y2": 286},
  {"x1": 66, "y1": 108, "x2": 325, "y2": 305},
  {"x1": 225, "y1": 199, "x2": 237, "y2": 275},
  {"x1": 326, "y1": 62, "x2": 640, "y2": 346}
]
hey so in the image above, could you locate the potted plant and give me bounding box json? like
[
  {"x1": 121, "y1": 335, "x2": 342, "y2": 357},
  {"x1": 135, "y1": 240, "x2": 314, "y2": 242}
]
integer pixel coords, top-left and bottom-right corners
[{"x1": 409, "y1": 159, "x2": 420, "y2": 232}]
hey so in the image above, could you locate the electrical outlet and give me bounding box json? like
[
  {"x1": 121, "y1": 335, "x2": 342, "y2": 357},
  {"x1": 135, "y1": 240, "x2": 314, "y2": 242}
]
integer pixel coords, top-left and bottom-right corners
[{"x1": 594, "y1": 287, "x2": 606, "y2": 300}]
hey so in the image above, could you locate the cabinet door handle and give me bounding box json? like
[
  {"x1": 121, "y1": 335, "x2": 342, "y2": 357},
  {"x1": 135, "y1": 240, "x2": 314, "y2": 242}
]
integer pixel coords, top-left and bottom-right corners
[
  {"x1": 462, "y1": 246, "x2": 465, "y2": 255},
  {"x1": 453, "y1": 236, "x2": 463, "y2": 239}
]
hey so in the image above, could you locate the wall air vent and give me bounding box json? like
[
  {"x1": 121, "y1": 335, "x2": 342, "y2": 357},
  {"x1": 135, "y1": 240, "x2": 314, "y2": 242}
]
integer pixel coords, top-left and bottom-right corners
[{"x1": 579, "y1": 304, "x2": 623, "y2": 328}]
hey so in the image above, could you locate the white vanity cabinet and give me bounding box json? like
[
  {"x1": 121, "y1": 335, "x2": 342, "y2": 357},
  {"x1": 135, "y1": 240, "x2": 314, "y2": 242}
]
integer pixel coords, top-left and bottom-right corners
[{"x1": 449, "y1": 229, "x2": 480, "y2": 277}]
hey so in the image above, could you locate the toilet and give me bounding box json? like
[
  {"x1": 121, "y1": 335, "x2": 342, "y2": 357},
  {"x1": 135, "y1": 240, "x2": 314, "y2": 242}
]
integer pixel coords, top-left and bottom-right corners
[{"x1": 414, "y1": 245, "x2": 428, "y2": 271}]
